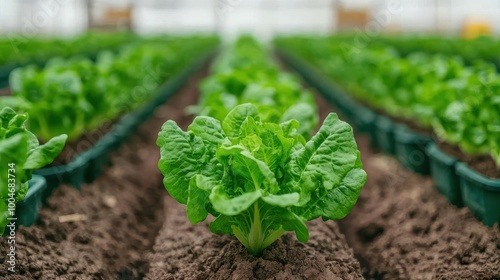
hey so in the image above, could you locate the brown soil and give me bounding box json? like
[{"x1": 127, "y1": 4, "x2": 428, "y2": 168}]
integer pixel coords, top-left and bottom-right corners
[
  {"x1": 0, "y1": 63, "x2": 206, "y2": 280},
  {"x1": 0, "y1": 87, "x2": 11, "y2": 96},
  {"x1": 437, "y1": 140, "x2": 500, "y2": 179},
  {"x1": 312, "y1": 87, "x2": 500, "y2": 280},
  {"x1": 145, "y1": 196, "x2": 363, "y2": 280}
]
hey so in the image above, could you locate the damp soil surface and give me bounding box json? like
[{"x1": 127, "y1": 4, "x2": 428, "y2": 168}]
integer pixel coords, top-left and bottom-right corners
[
  {"x1": 145, "y1": 196, "x2": 363, "y2": 280},
  {"x1": 316, "y1": 103, "x2": 500, "y2": 279},
  {"x1": 437, "y1": 140, "x2": 500, "y2": 179},
  {"x1": 0, "y1": 64, "x2": 206, "y2": 280}
]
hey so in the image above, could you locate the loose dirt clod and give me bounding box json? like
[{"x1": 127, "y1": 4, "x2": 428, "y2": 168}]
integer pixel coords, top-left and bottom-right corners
[{"x1": 102, "y1": 195, "x2": 118, "y2": 208}]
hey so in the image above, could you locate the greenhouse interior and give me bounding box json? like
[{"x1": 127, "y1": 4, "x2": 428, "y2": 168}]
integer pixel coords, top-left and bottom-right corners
[{"x1": 0, "y1": 0, "x2": 499, "y2": 279}]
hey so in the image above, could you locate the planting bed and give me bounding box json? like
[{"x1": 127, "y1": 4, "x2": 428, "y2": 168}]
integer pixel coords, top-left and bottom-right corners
[
  {"x1": 313, "y1": 98, "x2": 500, "y2": 279},
  {"x1": 0, "y1": 64, "x2": 208, "y2": 279},
  {"x1": 0, "y1": 56, "x2": 369, "y2": 279},
  {"x1": 145, "y1": 197, "x2": 363, "y2": 280},
  {"x1": 437, "y1": 141, "x2": 500, "y2": 179},
  {"x1": 1, "y1": 48, "x2": 499, "y2": 280},
  {"x1": 340, "y1": 138, "x2": 500, "y2": 279}
]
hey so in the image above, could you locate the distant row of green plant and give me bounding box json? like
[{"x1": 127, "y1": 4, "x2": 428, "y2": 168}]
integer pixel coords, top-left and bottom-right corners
[
  {"x1": 1, "y1": 35, "x2": 219, "y2": 141},
  {"x1": 157, "y1": 36, "x2": 366, "y2": 256},
  {"x1": 370, "y1": 35, "x2": 500, "y2": 67},
  {"x1": 275, "y1": 36, "x2": 500, "y2": 166},
  {"x1": 193, "y1": 36, "x2": 318, "y2": 138},
  {"x1": 0, "y1": 34, "x2": 218, "y2": 235},
  {"x1": 0, "y1": 32, "x2": 135, "y2": 68},
  {"x1": 321, "y1": 33, "x2": 500, "y2": 67}
]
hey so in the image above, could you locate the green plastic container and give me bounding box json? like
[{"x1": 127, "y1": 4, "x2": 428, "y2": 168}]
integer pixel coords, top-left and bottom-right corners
[
  {"x1": 374, "y1": 116, "x2": 396, "y2": 155},
  {"x1": 347, "y1": 103, "x2": 377, "y2": 134},
  {"x1": 334, "y1": 96, "x2": 356, "y2": 121},
  {"x1": 394, "y1": 125, "x2": 432, "y2": 175},
  {"x1": 456, "y1": 163, "x2": 500, "y2": 227},
  {"x1": 426, "y1": 143, "x2": 462, "y2": 206},
  {"x1": 15, "y1": 175, "x2": 47, "y2": 228},
  {"x1": 35, "y1": 155, "x2": 90, "y2": 201},
  {"x1": 0, "y1": 64, "x2": 16, "y2": 84}
]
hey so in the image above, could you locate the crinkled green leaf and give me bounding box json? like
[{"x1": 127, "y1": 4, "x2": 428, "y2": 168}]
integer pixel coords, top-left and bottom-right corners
[
  {"x1": 24, "y1": 134, "x2": 67, "y2": 170},
  {"x1": 217, "y1": 144, "x2": 278, "y2": 193},
  {"x1": 0, "y1": 107, "x2": 16, "y2": 128},
  {"x1": 188, "y1": 116, "x2": 225, "y2": 155},
  {"x1": 187, "y1": 175, "x2": 218, "y2": 223},
  {"x1": 281, "y1": 102, "x2": 318, "y2": 138},
  {"x1": 286, "y1": 113, "x2": 367, "y2": 220},
  {"x1": 222, "y1": 103, "x2": 260, "y2": 139},
  {"x1": 157, "y1": 120, "x2": 208, "y2": 204}
]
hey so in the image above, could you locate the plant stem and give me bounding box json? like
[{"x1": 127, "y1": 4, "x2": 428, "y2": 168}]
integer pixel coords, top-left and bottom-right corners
[{"x1": 247, "y1": 202, "x2": 264, "y2": 255}]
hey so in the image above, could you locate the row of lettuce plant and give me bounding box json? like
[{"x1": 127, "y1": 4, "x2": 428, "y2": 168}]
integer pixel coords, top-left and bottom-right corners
[
  {"x1": 0, "y1": 35, "x2": 218, "y2": 235},
  {"x1": 0, "y1": 107, "x2": 67, "y2": 234},
  {"x1": 0, "y1": 35, "x2": 219, "y2": 143},
  {"x1": 156, "y1": 36, "x2": 367, "y2": 256},
  {"x1": 192, "y1": 36, "x2": 318, "y2": 138},
  {"x1": 0, "y1": 32, "x2": 135, "y2": 69},
  {"x1": 274, "y1": 36, "x2": 500, "y2": 169},
  {"x1": 369, "y1": 34, "x2": 500, "y2": 68}
]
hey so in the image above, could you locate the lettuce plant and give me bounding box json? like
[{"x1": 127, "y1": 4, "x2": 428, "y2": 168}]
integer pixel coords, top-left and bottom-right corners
[
  {"x1": 0, "y1": 107, "x2": 67, "y2": 234},
  {"x1": 4, "y1": 36, "x2": 219, "y2": 142},
  {"x1": 157, "y1": 104, "x2": 366, "y2": 255},
  {"x1": 276, "y1": 36, "x2": 500, "y2": 166},
  {"x1": 196, "y1": 37, "x2": 318, "y2": 139}
]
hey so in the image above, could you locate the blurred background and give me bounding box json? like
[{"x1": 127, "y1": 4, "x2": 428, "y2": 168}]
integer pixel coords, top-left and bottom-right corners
[{"x1": 0, "y1": 0, "x2": 499, "y2": 39}]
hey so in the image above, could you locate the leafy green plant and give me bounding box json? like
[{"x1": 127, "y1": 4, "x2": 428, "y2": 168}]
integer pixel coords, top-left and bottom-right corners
[
  {"x1": 0, "y1": 107, "x2": 67, "y2": 234},
  {"x1": 275, "y1": 36, "x2": 500, "y2": 167},
  {"x1": 4, "y1": 35, "x2": 219, "y2": 142},
  {"x1": 196, "y1": 37, "x2": 318, "y2": 138},
  {"x1": 0, "y1": 32, "x2": 135, "y2": 68},
  {"x1": 157, "y1": 104, "x2": 366, "y2": 255}
]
